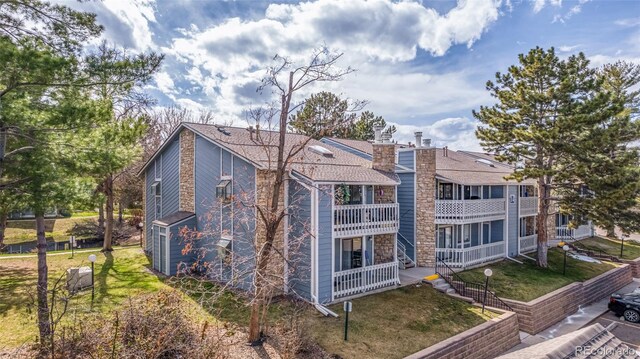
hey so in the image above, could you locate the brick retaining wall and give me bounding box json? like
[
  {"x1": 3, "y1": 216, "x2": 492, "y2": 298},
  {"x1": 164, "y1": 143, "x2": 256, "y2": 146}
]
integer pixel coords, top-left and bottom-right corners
[
  {"x1": 622, "y1": 257, "x2": 640, "y2": 278},
  {"x1": 405, "y1": 311, "x2": 520, "y2": 359},
  {"x1": 502, "y1": 264, "x2": 633, "y2": 334}
]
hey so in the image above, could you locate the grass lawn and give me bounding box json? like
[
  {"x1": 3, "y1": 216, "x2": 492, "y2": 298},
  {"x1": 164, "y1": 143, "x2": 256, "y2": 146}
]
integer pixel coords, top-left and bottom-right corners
[
  {"x1": 308, "y1": 285, "x2": 497, "y2": 359},
  {"x1": 459, "y1": 248, "x2": 618, "y2": 302},
  {"x1": 4, "y1": 216, "x2": 98, "y2": 245},
  {"x1": 0, "y1": 247, "x2": 168, "y2": 348},
  {"x1": 575, "y1": 236, "x2": 640, "y2": 260}
]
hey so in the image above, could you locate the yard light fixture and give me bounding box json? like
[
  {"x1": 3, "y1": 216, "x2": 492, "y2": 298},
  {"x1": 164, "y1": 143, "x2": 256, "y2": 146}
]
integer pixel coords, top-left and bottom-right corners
[
  {"x1": 88, "y1": 254, "x2": 97, "y2": 307},
  {"x1": 482, "y1": 268, "x2": 493, "y2": 314},
  {"x1": 137, "y1": 222, "x2": 144, "y2": 247},
  {"x1": 563, "y1": 245, "x2": 570, "y2": 276}
]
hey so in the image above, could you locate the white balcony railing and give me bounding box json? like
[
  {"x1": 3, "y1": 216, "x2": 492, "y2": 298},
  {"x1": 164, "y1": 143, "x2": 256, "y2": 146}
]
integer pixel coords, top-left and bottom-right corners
[
  {"x1": 334, "y1": 203, "x2": 399, "y2": 237},
  {"x1": 519, "y1": 234, "x2": 537, "y2": 253},
  {"x1": 519, "y1": 196, "x2": 538, "y2": 217},
  {"x1": 435, "y1": 241, "x2": 505, "y2": 268},
  {"x1": 333, "y1": 261, "x2": 399, "y2": 299},
  {"x1": 557, "y1": 223, "x2": 593, "y2": 240},
  {"x1": 435, "y1": 199, "x2": 506, "y2": 224}
]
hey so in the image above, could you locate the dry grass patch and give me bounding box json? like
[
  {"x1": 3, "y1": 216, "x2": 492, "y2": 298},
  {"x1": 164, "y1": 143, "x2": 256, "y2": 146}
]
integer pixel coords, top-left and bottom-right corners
[{"x1": 308, "y1": 285, "x2": 497, "y2": 359}]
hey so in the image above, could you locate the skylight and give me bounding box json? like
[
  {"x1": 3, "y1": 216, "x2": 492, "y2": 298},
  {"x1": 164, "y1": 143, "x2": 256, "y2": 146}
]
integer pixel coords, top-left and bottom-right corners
[
  {"x1": 308, "y1": 145, "x2": 334, "y2": 157},
  {"x1": 476, "y1": 159, "x2": 495, "y2": 167}
]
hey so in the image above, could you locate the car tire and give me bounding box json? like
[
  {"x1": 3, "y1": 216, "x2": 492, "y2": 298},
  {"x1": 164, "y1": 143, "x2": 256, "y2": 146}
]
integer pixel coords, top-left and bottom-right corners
[{"x1": 623, "y1": 309, "x2": 640, "y2": 323}]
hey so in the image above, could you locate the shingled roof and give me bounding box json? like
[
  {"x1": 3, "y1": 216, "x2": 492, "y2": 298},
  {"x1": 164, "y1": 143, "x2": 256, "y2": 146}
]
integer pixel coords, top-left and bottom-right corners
[
  {"x1": 184, "y1": 123, "x2": 399, "y2": 185},
  {"x1": 497, "y1": 323, "x2": 639, "y2": 359},
  {"x1": 322, "y1": 137, "x2": 534, "y2": 185}
]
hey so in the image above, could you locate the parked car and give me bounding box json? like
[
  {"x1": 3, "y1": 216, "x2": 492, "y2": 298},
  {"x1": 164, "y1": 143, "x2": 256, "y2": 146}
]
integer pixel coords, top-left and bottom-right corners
[{"x1": 609, "y1": 293, "x2": 640, "y2": 323}]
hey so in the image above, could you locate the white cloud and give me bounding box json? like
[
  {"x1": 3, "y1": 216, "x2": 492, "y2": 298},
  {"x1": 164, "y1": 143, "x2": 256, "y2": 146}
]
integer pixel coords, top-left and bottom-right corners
[
  {"x1": 558, "y1": 44, "x2": 580, "y2": 53},
  {"x1": 163, "y1": 0, "x2": 503, "y2": 121},
  {"x1": 532, "y1": 0, "x2": 562, "y2": 13},
  {"x1": 615, "y1": 17, "x2": 640, "y2": 27},
  {"x1": 154, "y1": 71, "x2": 176, "y2": 96},
  {"x1": 391, "y1": 117, "x2": 482, "y2": 151}
]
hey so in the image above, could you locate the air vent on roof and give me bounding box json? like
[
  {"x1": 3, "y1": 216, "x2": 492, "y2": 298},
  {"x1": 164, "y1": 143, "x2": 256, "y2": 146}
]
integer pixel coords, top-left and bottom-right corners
[
  {"x1": 308, "y1": 145, "x2": 334, "y2": 158},
  {"x1": 476, "y1": 159, "x2": 496, "y2": 167}
]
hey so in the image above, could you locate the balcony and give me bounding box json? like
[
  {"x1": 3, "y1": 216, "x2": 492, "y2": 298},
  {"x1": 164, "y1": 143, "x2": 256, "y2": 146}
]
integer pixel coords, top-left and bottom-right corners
[
  {"x1": 435, "y1": 242, "x2": 505, "y2": 268},
  {"x1": 333, "y1": 203, "x2": 399, "y2": 237},
  {"x1": 435, "y1": 199, "x2": 506, "y2": 224},
  {"x1": 557, "y1": 223, "x2": 593, "y2": 240},
  {"x1": 519, "y1": 234, "x2": 537, "y2": 253},
  {"x1": 519, "y1": 196, "x2": 538, "y2": 217},
  {"x1": 333, "y1": 261, "x2": 399, "y2": 299}
]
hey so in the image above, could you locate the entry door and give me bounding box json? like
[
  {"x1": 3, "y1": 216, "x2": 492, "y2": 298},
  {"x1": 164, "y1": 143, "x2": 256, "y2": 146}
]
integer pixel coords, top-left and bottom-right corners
[
  {"x1": 341, "y1": 237, "x2": 363, "y2": 270},
  {"x1": 438, "y1": 226, "x2": 453, "y2": 248},
  {"x1": 159, "y1": 226, "x2": 167, "y2": 274}
]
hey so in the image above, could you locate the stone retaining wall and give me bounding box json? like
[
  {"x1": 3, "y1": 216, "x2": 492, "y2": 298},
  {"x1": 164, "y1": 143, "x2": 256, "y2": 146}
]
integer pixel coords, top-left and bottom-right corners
[
  {"x1": 406, "y1": 311, "x2": 520, "y2": 359},
  {"x1": 502, "y1": 264, "x2": 633, "y2": 334}
]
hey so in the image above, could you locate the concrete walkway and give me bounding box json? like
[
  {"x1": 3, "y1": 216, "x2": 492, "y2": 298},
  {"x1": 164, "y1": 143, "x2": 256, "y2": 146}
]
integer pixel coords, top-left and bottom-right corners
[
  {"x1": 512, "y1": 278, "x2": 640, "y2": 350},
  {"x1": 399, "y1": 266, "x2": 435, "y2": 285}
]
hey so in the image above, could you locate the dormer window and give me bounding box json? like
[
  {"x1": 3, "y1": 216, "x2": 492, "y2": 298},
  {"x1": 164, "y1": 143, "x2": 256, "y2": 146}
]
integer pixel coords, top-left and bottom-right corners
[{"x1": 216, "y1": 179, "x2": 232, "y2": 202}]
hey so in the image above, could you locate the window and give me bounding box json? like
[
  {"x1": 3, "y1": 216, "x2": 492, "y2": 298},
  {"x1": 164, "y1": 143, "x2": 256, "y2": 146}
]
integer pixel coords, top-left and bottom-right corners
[
  {"x1": 335, "y1": 184, "x2": 363, "y2": 205},
  {"x1": 438, "y1": 183, "x2": 453, "y2": 200},
  {"x1": 340, "y1": 237, "x2": 362, "y2": 270},
  {"x1": 153, "y1": 181, "x2": 162, "y2": 218},
  {"x1": 216, "y1": 179, "x2": 232, "y2": 202},
  {"x1": 216, "y1": 238, "x2": 232, "y2": 263}
]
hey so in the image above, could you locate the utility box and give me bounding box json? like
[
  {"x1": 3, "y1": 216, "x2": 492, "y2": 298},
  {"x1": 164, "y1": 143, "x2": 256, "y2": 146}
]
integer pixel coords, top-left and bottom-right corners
[{"x1": 66, "y1": 266, "x2": 92, "y2": 292}]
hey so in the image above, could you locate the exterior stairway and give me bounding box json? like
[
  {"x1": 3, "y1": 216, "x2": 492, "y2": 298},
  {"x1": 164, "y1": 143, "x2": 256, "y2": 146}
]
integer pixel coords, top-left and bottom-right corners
[
  {"x1": 426, "y1": 276, "x2": 455, "y2": 294},
  {"x1": 397, "y1": 241, "x2": 416, "y2": 269}
]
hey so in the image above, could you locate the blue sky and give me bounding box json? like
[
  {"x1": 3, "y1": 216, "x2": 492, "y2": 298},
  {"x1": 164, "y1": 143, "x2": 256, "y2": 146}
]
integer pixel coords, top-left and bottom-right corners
[{"x1": 63, "y1": 0, "x2": 640, "y2": 150}]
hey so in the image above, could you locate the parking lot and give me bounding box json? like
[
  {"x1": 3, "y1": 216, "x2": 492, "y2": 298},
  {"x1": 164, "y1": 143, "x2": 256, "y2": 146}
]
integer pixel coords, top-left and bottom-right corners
[{"x1": 588, "y1": 310, "x2": 640, "y2": 348}]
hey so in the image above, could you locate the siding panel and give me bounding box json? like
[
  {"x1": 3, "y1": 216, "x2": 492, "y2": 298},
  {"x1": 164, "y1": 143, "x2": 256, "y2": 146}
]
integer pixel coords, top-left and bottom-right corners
[
  {"x1": 397, "y1": 172, "x2": 415, "y2": 260},
  {"x1": 168, "y1": 217, "x2": 197, "y2": 276},
  {"x1": 398, "y1": 151, "x2": 414, "y2": 170},
  {"x1": 288, "y1": 180, "x2": 312, "y2": 300},
  {"x1": 507, "y1": 185, "x2": 518, "y2": 256},
  {"x1": 161, "y1": 138, "x2": 180, "y2": 216},
  {"x1": 317, "y1": 185, "x2": 333, "y2": 303}
]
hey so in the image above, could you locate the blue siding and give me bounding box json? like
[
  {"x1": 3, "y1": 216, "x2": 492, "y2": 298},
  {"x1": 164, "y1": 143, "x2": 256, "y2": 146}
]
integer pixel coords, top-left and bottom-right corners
[
  {"x1": 507, "y1": 185, "x2": 518, "y2": 256},
  {"x1": 145, "y1": 163, "x2": 155, "y2": 253},
  {"x1": 152, "y1": 224, "x2": 160, "y2": 270},
  {"x1": 397, "y1": 172, "x2": 415, "y2": 260},
  {"x1": 232, "y1": 156, "x2": 256, "y2": 291},
  {"x1": 320, "y1": 138, "x2": 372, "y2": 160},
  {"x1": 491, "y1": 219, "x2": 504, "y2": 243},
  {"x1": 317, "y1": 185, "x2": 333, "y2": 304},
  {"x1": 222, "y1": 149, "x2": 232, "y2": 176},
  {"x1": 398, "y1": 151, "x2": 414, "y2": 170},
  {"x1": 470, "y1": 223, "x2": 480, "y2": 247},
  {"x1": 168, "y1": 217, "x2": 197, "y2": 275},
  {"x1": 288, "y1": 180, "x2": 312, "y2": 300},
  {"x1": 161, "y1": 139, "x2": 180, "y2": 216}
]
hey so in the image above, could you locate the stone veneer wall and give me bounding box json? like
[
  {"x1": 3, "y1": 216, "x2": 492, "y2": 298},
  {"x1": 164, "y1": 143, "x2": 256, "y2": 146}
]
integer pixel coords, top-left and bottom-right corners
[
  {"x1": 415, "y1": 148, "x2": 436, "y2": 267},
  {"x1": 502, "y1": 264, "x2": 633, "y2": 334},
  {"x1": 255, "y1": 169, "x2": 286, "y2": 294},
  {"x1": 405, "y1": 311, "x2": 520, "y2": 359},
  {"x1": 372, "y1": 144, "x2": 396, "y2": 172},
  {"x1": 179, "y1": 129, "x2": 195, "y2": 212},
  {"x1": 374, "y1": 233, "x2": 395, "y2": 263},
  {"x1": 374, "y1": 185, "x2": 395, "y2": 204}
]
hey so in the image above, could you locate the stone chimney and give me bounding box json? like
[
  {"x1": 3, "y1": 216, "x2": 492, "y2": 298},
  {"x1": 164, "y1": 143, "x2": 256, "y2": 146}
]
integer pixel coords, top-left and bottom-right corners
[
  {"x1": 414, "y1": 145, "x2": 437, "y2": 267},
  {"x1": 372, "y1": 129, "x2": 396, "y2": 173},
  {"x1": 179, "y1": 129, "x2": 195, "y2": 212}
]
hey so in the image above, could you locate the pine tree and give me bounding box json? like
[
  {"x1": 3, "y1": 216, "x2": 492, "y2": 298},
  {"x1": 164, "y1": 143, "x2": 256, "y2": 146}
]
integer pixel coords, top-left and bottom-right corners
[{"x1": 474, "y1": 47, "x2": 639, "y2": 267}]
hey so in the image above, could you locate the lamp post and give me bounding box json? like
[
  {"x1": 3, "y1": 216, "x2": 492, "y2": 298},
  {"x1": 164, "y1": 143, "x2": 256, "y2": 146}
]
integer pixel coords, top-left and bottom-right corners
[
  {"x1": 88, "y1": 254, "x2": 96, "y2": 307},
  {"x1": 137, "y1": 222, "x2": 144, "y2": 247},
  {"x1": 563, "y1": 245, "x2": 570, "y2": 275},
  {"x1": 482, "y1": 268, "x2": 493, "y2": 314},
  {"x1": 69, "y1": 235, "x2": 75, "y2": 258},
  {"x1": 620, "y1": 234, "x2": 625, "y2": 259}
]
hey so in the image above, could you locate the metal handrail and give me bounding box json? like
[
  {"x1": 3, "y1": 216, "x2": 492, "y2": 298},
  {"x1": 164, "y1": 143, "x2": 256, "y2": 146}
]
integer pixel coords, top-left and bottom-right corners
[{"x1": 435, "y1": 258, "x2": 513, "y2": 312}]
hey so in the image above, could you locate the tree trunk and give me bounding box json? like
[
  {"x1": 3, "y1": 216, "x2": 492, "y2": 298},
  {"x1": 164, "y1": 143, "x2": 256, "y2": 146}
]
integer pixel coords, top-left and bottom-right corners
[
  {"x1": 118, "y1": 204, "x2": 123, "y2": 224},
  {"x1": 36, "y1": 214, "x2": 51, "y2": 345},
  {"x1": 606, "y1": 226, "x2": 616, "y2": 238},
  {"x1": 0, "y1": 211, "x2": 6, "y2": 249},
  {"x1": 98, "y1": 201, "x2": 105, "y2": 239},
  {"x1": 103, "y1": 174, "x2": 114, "y2": 251},
  {"x1": 536, "y1": 177, "x2": 549, "y2": 268}
]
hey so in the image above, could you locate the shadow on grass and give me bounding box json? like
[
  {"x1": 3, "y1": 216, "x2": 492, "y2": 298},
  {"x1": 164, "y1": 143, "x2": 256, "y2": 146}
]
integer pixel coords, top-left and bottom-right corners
[{"x1": 0, "y1": 267, "x2": 35, "y2": 316}]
